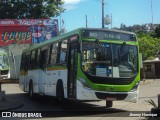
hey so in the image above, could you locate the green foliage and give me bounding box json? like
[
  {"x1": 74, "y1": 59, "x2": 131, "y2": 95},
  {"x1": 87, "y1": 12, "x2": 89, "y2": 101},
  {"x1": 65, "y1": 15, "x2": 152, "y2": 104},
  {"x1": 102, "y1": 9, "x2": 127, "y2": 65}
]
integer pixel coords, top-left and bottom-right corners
[
  {"x1": 119, "y1": 23, "x2": 160, "y2": 61},
  {"x1": 137, "y1": 34, "x2": 160, "y2": 60},
  {"x1": 151, "y1": 25, "x2": 160, "y2": 38},
  {"x1": 0, "y1": 0, "x2": 65, "y2": 19}
]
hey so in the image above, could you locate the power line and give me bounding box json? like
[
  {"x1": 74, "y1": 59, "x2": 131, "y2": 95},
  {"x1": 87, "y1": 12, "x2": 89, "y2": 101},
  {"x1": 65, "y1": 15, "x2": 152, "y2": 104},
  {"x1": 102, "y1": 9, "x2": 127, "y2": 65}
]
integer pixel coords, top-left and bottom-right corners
[{"x1": 151, "y1": 0, "x2": 153, "y2": 26}]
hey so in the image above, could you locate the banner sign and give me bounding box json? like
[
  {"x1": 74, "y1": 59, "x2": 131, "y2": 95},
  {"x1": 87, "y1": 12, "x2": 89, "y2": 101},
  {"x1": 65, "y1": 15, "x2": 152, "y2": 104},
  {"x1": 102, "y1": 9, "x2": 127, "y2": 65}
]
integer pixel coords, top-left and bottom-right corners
[{"x1": 0, "y1": 19, "x2": 59, "y2": 46}]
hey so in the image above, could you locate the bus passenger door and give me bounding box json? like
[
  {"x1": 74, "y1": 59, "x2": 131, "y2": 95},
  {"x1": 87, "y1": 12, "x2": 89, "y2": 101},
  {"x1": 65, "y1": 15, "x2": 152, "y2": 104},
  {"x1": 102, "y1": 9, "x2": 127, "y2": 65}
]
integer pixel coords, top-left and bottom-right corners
[
  {"x1": 39, "y1": 49, "x2": 48, "y2": 94},
  {"x1": 68, "y1": 42, "x2": 78, "y2": 98}
]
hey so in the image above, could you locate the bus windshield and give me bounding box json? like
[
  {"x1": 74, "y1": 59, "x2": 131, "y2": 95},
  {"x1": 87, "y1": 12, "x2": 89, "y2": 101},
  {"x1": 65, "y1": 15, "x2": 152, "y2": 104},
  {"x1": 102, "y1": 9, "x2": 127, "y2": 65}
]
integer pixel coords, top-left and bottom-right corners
[
  {"x1": 0, "y1": 54, "x2": 9, "y2": 69},
  {"x1": 81, "y1": 41, "x2": 138, "y2": 78}
]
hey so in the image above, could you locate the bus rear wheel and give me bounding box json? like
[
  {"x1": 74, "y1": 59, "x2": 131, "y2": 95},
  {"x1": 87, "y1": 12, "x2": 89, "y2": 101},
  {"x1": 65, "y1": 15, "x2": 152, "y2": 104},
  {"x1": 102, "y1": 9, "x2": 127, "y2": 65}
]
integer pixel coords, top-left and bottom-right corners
[
  {"x1": 29, "y1": 82, "x2": 35, "y2": 99},
  {"x1": 106, "y1": 100, "x2": 113, "y2": 108}
]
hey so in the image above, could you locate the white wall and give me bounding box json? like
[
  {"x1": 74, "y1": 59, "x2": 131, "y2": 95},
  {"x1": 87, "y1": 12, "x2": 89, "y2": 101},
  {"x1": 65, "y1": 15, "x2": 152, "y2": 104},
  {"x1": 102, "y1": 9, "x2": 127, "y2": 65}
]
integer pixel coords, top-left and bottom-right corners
[{"x1": 7, "y1": 44, "x2": 30, "y2": 79}]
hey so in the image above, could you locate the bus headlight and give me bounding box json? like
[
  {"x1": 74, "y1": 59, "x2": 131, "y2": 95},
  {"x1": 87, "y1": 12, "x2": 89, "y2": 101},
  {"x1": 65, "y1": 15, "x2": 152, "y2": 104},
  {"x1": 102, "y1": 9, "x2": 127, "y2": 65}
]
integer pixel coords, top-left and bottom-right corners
[
  {"x1": 130, "y1": 81, "x2": 140, "y2": 92},
  {"x1": 79, "y1": 77, "x2": 92, "y2": 90}
]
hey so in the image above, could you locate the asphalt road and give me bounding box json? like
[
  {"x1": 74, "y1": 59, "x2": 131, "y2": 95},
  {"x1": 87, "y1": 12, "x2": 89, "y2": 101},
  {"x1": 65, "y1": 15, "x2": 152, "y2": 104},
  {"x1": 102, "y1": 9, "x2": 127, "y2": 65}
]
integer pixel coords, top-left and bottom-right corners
[{"x1": 1, "y1": 79, "x2": 160, "y2": 120}]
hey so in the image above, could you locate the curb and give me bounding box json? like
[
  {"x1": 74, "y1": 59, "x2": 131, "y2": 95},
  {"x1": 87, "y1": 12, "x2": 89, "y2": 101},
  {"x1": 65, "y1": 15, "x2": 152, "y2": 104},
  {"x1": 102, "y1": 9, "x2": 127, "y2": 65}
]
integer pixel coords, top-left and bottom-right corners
[
  {"x1": 0, "y1": 79, "x2": 19, "y2": 84},
  {"x1": 0, "y1": 100, "x2": 23, "y2": 111}
]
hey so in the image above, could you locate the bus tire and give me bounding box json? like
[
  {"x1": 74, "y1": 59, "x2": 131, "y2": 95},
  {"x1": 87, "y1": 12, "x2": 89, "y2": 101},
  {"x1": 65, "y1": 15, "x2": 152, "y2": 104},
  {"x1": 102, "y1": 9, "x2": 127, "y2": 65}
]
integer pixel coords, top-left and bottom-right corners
[
  {"x1": 29, "y1": 81, "x2": 34, "y2": 99},
  {"x1": 56, "y1": 80, "x2": 69, "y2": 109},
  {"x1": 56, "y1": 80, "x2": 64, "y2": 101},
  {"x1": 106, "y1": 100, "x2": 113, "y2": 108}
]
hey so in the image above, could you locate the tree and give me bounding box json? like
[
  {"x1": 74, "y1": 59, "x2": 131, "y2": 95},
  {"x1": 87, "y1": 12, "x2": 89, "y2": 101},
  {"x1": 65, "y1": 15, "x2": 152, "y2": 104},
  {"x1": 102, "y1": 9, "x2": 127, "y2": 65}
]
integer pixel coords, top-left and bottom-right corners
[
  {"x1": 137, "y1": 34, "x2": 160, "y2": 60},
  {"x1": 0, "y1": 0, "x2": 64, "y2": 19},
  {"x1": 151, "y1": 25, "x2": 160, "y2": 38}
]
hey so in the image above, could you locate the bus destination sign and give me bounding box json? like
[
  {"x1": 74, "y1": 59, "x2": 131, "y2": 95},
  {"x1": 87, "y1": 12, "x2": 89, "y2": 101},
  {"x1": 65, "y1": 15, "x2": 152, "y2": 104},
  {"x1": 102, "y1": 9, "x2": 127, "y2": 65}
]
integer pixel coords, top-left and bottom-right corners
[{"x1": 82, "y1": 30, "x2": 136, "y2": 41}]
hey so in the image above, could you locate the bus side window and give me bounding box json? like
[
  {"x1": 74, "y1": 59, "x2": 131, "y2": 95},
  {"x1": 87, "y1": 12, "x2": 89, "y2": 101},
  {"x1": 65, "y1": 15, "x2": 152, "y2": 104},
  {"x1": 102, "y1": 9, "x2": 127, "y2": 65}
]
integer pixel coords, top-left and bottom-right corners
[
  {"x1": 25, "y1": 55, "x2": 30, "y2": 71},
  {"x1": 36, "y1": 49, "x2": 41, "y2": 67},
  {"x1": 59, "y1": 39, "x2": 68, "y2": 64},
  {"x1": 49, "y1": 43, "x2": 58, "y2": 65},
  {"x1": 30, "y1": 50, "x2": 36, "y2": 67},
  {"x1": 40, "y1": 50, "x2": 46, "y2": 68},
  {"x1": 20, "y1": 53, "x2": 26, "y2": 70},
  {"x1": 40, "y1": 47, "x2": 49, "y2": 68}
]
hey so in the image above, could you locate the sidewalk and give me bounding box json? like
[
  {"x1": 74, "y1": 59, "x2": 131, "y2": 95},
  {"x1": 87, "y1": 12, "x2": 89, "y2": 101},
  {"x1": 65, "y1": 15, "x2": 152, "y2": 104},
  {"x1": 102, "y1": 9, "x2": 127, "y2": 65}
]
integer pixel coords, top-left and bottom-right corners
[{"x1": 0, "y1": 79, "x2": 23, "y2": 111}]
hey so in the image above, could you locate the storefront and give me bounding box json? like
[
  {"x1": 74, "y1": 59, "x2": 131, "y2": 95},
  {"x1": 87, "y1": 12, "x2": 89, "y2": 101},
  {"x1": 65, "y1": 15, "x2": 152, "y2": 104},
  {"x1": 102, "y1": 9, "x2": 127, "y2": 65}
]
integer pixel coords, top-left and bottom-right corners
[{"x1": 143, "y1": 59, "x2": 160, "y2": 79}]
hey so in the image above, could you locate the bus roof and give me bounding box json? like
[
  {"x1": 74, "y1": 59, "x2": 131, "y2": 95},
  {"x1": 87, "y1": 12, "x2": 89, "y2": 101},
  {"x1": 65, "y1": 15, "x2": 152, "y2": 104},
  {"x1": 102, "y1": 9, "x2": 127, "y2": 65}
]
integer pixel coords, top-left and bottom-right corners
[{"x1": 23, "y1": 28, "x2": 136, "y2": 53}]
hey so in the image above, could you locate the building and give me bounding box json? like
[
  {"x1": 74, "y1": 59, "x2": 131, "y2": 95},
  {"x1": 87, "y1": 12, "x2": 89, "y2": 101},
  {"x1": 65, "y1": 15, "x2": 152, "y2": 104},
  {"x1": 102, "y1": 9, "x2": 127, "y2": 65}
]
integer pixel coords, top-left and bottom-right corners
[
  {"x1": 143, "y1": 59, "x2": 160, "y2": 79},
  {"x1": 0, "y1": 19, "x2": 59, "y2": 79}
]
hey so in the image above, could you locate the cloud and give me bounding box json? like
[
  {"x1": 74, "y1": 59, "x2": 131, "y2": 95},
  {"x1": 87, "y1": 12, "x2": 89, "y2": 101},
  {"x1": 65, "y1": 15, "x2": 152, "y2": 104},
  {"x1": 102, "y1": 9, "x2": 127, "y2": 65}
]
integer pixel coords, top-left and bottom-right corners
[
  {"x1": 63, "y1": 0, "x2": 81, "y2": 5},
  {"x1": 62, "y1": 0, "x2": 83, "y2": 11},
  {"x1": 64, "y1": 5, "x2": 76, "y2": 11}
]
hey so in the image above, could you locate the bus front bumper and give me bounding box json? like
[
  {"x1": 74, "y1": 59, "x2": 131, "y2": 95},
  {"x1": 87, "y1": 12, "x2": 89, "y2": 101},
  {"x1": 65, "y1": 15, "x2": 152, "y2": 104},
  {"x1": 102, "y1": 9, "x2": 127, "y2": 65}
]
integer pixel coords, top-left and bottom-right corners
[
  {"x1": 77, "y1": 80, "x2": 139, "y2": 103},
  {"x1": 95, "y1": 90, "x2": 139, "y2": 103}
]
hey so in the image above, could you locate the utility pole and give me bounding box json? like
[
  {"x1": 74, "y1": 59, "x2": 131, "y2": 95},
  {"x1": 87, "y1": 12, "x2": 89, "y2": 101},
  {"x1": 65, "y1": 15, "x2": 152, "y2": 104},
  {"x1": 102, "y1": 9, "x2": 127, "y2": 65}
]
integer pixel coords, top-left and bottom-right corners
[
  {"x1": 102, "y1": 0, "x2": 104, "y2": 28},
  {"x1": 85, "y1": 15, "x2": 88, "y2": 28},
  {"x1": 111, "y1": 14, "x2": 112, "y2": 29},
  {"x1": 151, "y1": 0, "x2": 153, "y2": 29}
]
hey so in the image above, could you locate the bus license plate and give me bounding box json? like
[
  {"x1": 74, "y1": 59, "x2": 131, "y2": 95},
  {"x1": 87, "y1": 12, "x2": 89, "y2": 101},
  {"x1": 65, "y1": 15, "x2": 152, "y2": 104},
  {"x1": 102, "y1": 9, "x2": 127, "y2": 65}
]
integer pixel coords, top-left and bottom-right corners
[{"x1": 106, "y1": 97, "x2": 116, "y2": 101}]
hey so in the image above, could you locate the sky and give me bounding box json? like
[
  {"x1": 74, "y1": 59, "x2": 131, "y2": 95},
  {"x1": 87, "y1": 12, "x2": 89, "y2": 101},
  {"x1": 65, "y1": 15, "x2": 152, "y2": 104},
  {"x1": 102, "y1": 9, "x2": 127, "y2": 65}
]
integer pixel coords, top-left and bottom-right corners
[{"x1": 55, "y1": 0, "x2": 160, "y2": 32}]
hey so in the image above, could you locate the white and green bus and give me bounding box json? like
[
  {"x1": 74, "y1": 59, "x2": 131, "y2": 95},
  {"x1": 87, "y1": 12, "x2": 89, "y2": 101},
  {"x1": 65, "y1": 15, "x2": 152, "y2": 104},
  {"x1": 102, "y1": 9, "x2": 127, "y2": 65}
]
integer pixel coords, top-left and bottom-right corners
[{"x1": 19, "y1": 28, "x2": 140, "y2": 107}]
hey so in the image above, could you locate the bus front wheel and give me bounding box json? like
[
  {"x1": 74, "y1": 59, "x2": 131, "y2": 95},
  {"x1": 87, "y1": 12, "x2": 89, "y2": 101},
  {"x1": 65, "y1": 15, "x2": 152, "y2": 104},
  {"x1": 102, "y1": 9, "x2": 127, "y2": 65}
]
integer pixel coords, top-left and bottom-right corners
[
  {"x1": 56, "y1": 81, "x2": 69, "y2": 109},
  {"x1": 56, "y1": 81, "x2": 64, "y2": 101},
  {"x1": 106, "y1": 100, "x2": 113, "y2": 108}
]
